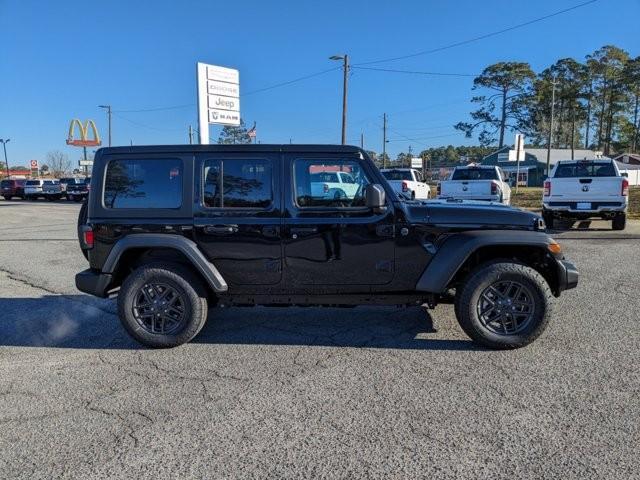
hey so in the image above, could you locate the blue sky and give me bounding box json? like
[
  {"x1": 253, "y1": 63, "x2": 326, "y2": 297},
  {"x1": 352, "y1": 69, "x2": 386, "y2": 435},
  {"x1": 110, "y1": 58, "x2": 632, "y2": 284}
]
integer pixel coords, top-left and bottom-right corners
[{"x1": 1, "y1": 0, "x2": 639, "y2": 167}]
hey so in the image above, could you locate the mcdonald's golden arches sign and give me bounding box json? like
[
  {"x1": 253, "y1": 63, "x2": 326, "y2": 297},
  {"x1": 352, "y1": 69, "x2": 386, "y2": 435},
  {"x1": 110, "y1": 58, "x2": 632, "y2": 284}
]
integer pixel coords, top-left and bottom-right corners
[{"x1": 66, "y1": 119, "x2": 101, "y2": 147}]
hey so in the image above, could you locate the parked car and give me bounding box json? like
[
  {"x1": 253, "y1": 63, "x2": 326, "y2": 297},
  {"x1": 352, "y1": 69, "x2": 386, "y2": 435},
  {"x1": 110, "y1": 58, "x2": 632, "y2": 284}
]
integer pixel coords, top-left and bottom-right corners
[
  {"x1": 308, "y1": 171, "x2": 360, "y2": 201},
  {"x1": 380, "y1": 168, "x2": 431, "y2": 200},
  {"x1": 59, "y1": 177, "x2": 83, "y2": 199},
  {"x1": 1, "y1": 179, "x2": 26, "y2": 200},
  {"x1": 542, "y1": 159, "x2": 629, "y2": 230},
  {"x1": 66, "y1": 177, "x2": 90, "y2": 202},
  {"x1": 24, "y1": 179, "x2": 46, "y2": 200},
  {"x1": 42, "y1": 179, "x2": 63, "y2": 201},
  {"x1": 76, "y1": 145, "x2": 578, "y2": 350},
  {"x1": 438, "y1": 165, "x2": 511, "y2": 204}
]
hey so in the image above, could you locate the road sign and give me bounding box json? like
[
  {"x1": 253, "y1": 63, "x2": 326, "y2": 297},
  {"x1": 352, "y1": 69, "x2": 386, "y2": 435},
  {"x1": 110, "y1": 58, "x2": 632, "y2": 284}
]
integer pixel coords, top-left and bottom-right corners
[
  {"x1": 411, "y1": 157, "x2": 422, "y2": 168},
  {"x1": 79, "y1": 160, "x2": 93, "y2": 166},
  {"x1": 197, "y1": 62, "x2": 240, "y2": 144},
  {"x1": 30, "y1": 159, "x2": 38, "y2": 169}
]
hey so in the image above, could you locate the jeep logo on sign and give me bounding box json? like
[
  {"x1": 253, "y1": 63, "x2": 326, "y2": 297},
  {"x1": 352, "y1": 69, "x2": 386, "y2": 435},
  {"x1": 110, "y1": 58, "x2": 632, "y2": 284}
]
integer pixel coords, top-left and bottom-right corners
[{"x1": 582, "y1": 185, "x2": 589, "y2": 192}]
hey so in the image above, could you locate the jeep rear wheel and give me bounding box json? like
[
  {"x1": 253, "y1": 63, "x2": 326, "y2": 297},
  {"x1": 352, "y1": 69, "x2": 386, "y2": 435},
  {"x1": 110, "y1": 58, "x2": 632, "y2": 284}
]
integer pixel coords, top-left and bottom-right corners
[
  {"x1": 454, "y1": 261, "x2": 553, "y2": 349},
  {"x1": 117, "y1": 262, "x2": 208, "y2": 348}
]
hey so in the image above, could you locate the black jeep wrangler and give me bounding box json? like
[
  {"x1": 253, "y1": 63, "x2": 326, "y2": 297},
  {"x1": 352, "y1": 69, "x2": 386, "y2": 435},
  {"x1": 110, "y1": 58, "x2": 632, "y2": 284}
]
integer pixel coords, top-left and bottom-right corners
[{"x1": 76, "y1": 145, "x2": 578, "y2": 349}]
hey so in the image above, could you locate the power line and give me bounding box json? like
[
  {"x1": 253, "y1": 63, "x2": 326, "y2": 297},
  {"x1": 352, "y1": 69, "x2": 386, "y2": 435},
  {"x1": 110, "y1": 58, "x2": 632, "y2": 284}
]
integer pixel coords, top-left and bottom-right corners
[
  {"x1": 112, "y1": 112, "x2": 184, "y2": 132},
  {"x1": 355, "y1": 0, "x2": 598, "y2": 66},
  {"x1": 352, "y1": 66, "x2": 476, "y2": 77},
  {"x1": 115, "y1": 104, "x2": 193, "y2": 113}
]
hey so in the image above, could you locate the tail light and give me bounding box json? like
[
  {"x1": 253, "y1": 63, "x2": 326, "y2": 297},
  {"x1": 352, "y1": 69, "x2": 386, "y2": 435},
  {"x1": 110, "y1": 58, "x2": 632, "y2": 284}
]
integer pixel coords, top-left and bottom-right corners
[
  {"x1": 491, "y1": 181, "x2": 498, "y2": 195},
  {"x1": 436, "y1": 183, "x2": 441, "y2": 196},
  {"x1": 622, "y1": 178, "x2": 629, "y2": 196},
  {"x1": 543, "y1": 180, "x2": 551, "y2": 197},
  {"x1": 323, "y1": 183, "x2": 329, "y2": 193},
  {"x1": 81, "y1": 225, "x2": 94, "y2": 249},
  {"x1": 401, "y1": 181, "x2": 408, "y2": 192}
]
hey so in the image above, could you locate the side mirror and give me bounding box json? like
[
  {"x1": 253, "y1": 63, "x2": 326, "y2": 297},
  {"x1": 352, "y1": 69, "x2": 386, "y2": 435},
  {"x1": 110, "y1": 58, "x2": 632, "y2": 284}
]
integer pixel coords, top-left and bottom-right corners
[{"x1": 365, "y1": 184, "x2": 386, "y2": 212}]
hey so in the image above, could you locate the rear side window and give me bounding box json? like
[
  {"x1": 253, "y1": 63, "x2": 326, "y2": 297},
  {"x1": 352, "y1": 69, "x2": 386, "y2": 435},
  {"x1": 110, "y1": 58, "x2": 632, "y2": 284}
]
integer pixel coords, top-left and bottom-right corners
[
  {"x1": 554, "y1": 162, "x2": 616, "y2": 178},
  {"x1": 451, "y1": 168, "x2": 498, "y2": 181},
  {"x1": 382, "y1": 170, "x2": 412, "y2": 181},
  {"x1": 104, "y1": 158, "x2": 183, "y2": 209},
  {"x1": 203, "y1": 158, "x2": 272, "y2": 208}
]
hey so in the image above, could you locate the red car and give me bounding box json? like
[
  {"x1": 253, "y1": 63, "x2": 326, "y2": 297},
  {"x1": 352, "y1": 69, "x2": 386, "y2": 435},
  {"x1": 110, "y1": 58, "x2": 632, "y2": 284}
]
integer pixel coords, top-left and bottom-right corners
[{"x1": 1, "y1": 179, "x2": 26, "y2": 200}]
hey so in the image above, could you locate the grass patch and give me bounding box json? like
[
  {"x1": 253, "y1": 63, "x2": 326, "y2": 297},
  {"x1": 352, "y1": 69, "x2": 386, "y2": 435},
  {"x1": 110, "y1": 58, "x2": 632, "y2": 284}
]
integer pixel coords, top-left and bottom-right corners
[{"x1": 510, "y1": 186, "x2": 640, "y2": 219}]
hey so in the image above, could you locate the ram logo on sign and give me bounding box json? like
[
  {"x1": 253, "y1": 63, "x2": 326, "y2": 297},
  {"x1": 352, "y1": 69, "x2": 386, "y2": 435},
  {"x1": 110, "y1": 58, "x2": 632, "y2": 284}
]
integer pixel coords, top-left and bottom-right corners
[{"x1": 197, "y1": 62, "x2": 240, "y2": 144}]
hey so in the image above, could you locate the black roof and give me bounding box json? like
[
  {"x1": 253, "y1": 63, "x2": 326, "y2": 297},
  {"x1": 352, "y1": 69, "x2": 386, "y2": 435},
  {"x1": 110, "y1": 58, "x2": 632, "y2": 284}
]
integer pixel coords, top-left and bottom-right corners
[{"x1": 96, "y1": 144, "x2": 363, "y2": 155}]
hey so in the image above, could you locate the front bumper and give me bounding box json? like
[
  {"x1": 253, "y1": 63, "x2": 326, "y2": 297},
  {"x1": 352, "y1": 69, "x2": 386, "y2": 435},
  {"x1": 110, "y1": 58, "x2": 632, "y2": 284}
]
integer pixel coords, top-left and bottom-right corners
[
  {"x1": 556, "y1": 260, "x2": 579, "y2": 293},
  {"x1": 76, "y1": 269, "x2": 112, "y2": 298}
]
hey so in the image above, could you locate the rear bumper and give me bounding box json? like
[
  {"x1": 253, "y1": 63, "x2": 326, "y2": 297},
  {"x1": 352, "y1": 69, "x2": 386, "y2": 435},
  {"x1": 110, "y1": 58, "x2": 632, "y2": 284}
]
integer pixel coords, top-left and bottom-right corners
[
  {"x1": 543, "y1": 201, "x2": 627, "y2": 215},
  {"x1": 556, "y1": 260, "x2": 579, "y2": 293},
  {"x1": 75, "y1": 269, "x2": 112, "y2": 298}
]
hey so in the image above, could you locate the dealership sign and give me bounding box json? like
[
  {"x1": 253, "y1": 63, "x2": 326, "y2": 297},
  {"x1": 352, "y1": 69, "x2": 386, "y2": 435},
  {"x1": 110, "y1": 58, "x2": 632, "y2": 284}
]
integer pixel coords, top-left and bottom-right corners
[{"x1": 197, "y1": 62, "x2": 240, "y2": 144}]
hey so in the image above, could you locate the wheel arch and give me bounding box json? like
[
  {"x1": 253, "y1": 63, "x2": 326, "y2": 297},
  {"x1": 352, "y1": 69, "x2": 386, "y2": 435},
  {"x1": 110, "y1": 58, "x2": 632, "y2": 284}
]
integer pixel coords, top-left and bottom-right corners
[
  {"x1": 103, "y1": 234, "x2": 228, "y2": 294},
  {"x1": 415, "y1": 230, "x2": 561, "y2": 295}
]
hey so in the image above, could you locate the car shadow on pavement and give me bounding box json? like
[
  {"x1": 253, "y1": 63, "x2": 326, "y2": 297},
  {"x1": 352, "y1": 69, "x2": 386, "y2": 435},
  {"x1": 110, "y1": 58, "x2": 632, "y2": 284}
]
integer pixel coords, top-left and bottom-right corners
[{"x1": 0, "y1": 296, "x2": 476, "y2": 351}]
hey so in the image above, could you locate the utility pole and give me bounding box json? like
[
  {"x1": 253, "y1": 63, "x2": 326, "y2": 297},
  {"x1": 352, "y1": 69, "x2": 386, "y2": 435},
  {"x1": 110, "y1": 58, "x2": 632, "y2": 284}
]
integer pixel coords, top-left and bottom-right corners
[
  {"x1": 360, "y1": 132, "x2": 364, "y2": 149},
  {"x1": 99, "y1": 105, "x2": 112, "y2": 146},
  {"x1": 330, "y1": 54, "x2": 349, "y2": 145},
  {"x1": 382, "y1": 113, "x2": 387, "y2": 169},
  {"x1": 545, "y1": 79, "x2": 557, "y2": 177},
  {"x1": 408, "y1": 145, "x2": 413, "y2": 168},
  {"x1": 0, "y1": 139, "x2": 9, "y2": 178},
  {"x1": 188, "y1": 125, "x2": 194, "y2": 145}
]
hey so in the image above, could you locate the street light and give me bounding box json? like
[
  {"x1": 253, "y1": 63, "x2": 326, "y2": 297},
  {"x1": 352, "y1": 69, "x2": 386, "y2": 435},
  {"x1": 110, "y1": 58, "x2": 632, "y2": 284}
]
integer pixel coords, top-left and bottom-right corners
[
  {"x1": 0, "y1": 138, "x2": 10, "y2": 178},
  {"x1": 330, "y1": 54, "x2": 349, "y2": 145},
  {"x1": 98, "y1": 105, "x2": 112, "y2": 146}
]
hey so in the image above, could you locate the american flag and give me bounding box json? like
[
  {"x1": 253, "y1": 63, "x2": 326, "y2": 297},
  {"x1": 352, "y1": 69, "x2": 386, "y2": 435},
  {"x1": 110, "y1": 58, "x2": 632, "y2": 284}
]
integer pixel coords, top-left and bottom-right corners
[{"x1": 247, "y1": 122, "x2": 257, "y2": 139}]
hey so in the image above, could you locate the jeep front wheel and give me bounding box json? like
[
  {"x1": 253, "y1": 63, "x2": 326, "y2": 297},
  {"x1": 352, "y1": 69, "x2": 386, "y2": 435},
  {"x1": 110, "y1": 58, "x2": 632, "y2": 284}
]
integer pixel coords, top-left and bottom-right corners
[
  {"x1": 454, "y1": 262, "x2": 553, "y2": 349},
  {"x1": 117, "y1": 262, "x2": 209, "y2": 348}
]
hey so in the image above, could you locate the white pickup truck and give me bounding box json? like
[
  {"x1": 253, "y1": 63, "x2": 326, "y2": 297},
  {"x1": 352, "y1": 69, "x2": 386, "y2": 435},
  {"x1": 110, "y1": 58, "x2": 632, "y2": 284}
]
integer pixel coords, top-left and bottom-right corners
[
  {"x1": 437, "y1": 165, "x2": 511, "y2": 204},
  {"x1": 379, "y1": 168, "x2": 431, "y2": 200},
  {"x1": 542, "y1": 159, "x2": 629, "y2": 230},
  {"x1": 309, "y1": 171, "x2": 360, "y2": 200}
]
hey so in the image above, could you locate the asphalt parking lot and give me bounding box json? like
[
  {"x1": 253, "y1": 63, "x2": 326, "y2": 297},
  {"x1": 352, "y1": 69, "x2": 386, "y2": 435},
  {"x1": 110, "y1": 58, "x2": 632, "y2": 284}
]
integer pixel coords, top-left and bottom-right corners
[{"x1": 1, "y1": 199, "x2": 639, "y2": 479}]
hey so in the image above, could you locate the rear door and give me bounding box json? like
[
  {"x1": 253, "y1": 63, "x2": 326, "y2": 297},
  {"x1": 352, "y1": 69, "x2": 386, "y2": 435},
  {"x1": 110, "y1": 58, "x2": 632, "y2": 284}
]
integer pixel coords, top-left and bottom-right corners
[
  {"x1": 283, "y1": 153, "x2": 396, "y2": 288},
  {"x1": 550, "y1": 161, "x2": 623, "y2": 204},
  {"x1": 193, "y1": 152, "x2": 282, "y2": 287}
]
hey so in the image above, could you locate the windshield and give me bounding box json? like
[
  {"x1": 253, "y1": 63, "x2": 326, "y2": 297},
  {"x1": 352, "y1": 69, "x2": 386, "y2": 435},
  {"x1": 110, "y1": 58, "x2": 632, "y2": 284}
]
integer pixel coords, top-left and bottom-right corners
[
  {"x1": 554, "y1": 162, "x2": 616, "y2": 178},
  {"x1": 26, "y1": 180, "x2": 40, "y2": 186},
  {"x1": 60, "y1": 178, "x2": 78, "y2": 184},
  {"x1": 1, "y1": 180, "x2": 12, "y2": 187},
  {"x1": 382, "y1": 170, "x2": 412, "y2": 181},
  {"x1": 43, "y1": 180, "x2": 57, "y2": 185},
  {"x1": 310, "y1": 172, "x2": 339, "y2": 183},
  {"x1": 451, "y1": 168, "x2": 498, "y2": 181}
]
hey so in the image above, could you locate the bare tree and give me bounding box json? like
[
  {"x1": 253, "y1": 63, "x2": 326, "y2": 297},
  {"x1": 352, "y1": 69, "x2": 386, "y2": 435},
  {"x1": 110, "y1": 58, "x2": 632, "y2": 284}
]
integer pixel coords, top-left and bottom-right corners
[{"x1": 46, "y1": 150, "x2": 71, "y2": 177}]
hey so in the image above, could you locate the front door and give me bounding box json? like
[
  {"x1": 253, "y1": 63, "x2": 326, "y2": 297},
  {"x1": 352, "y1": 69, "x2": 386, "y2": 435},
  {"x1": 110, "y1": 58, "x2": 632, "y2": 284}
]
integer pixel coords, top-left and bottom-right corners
[
  {"x1": 193, "y1": 152, "x2": 282, "y2": 287},
  {"x1": 282, "y1": 153, "x2": 395, "y2": 288}
]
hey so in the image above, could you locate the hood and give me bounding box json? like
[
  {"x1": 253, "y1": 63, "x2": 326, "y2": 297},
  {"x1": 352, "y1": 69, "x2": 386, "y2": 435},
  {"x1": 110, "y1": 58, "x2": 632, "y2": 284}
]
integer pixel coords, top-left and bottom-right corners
[{"x1": 403, "y1": 199, "x2": 543, "y2": 230}]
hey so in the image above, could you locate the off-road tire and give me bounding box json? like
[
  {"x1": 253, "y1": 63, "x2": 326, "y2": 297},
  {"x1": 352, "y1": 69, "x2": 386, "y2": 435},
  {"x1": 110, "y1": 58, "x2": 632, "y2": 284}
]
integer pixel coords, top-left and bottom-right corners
[
  {"x1": 612, "y1": 213, "x2": 626, "y2": 231},
  {"x1": 117, "y1": 262, "x2": 209, "y2": 348},
  {"x1": 454, "y1": 261, "x2": 553, "y2": 349}
]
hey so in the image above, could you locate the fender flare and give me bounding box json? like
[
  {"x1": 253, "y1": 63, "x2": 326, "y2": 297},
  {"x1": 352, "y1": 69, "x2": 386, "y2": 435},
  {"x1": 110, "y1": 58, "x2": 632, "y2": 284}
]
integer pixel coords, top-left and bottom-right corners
[
  {"x1": 102, "y1": 234, "x2": 228, "y2": 292},
  {"x1": 415, "y1": 230, "x2": 554, "y2": 293}
]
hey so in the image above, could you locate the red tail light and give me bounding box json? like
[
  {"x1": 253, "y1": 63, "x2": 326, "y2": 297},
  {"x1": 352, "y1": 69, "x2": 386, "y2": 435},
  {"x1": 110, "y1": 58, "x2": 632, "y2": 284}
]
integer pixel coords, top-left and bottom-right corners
[
  {"x1": 622, "y1": 178, "x2": 629, "y2": 196},
  {"x1": 323, "y1": 183, "x2": 329, "y2": 193},
  {"x1": 543, "y1": 180, "x2": 551, "y2": 196},
  {"x1": 401, "y1": 181, "x2": 408, "y2": 192},
  {"x1": 436, "y1": 183, "x2": 441, "y2": 195},
  {"x1": 81, "y1": 226, "x2": 94, "y2": 249},
  {"x1": 491, "y1": 181, "x2": 498, "y2": 195}
]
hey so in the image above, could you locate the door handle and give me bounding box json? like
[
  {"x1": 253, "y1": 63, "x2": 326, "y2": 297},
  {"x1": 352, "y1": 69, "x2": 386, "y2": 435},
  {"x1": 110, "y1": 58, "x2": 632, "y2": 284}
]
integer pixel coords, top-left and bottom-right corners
[
  {"x1": 290, "y1": 226, "x2": 318, "y2": 238},
  {"x1": 203, "y1": 224, "x2": 238, "y2": 235}
]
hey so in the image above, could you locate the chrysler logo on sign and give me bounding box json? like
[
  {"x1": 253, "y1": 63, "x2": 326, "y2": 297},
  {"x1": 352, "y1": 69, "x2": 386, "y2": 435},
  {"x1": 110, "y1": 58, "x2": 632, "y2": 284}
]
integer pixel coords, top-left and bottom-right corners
[{"x1": 582, "y1": 185, "x2": 589, "y2": 192}]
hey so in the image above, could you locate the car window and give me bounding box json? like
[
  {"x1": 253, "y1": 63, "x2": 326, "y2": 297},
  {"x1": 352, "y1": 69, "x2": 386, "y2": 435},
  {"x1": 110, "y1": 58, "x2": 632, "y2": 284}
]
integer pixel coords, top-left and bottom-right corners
[
  {"x1": 1, "y1": 180, "x2": 11, "y2": 187},
  {"x1": 451, "y1": 168, "x2": 498, "y2": 180},
  {"x1": 294, "y1": 158, "x2": 370, "y2": 208},
  {"x1": 26, "y1": 180, "x2": 41, "y2": 186},
  {"x1": 310, "y1": 172, "x2": 339, "y2": 183},
  {"x1": 203, "y1": 158, "x2": 272, "y2": 209},
  {"x1": 104, "y1": 158, "x2": 183, "y2": 209},
  {"x1": 554, "y1": 162, "x2": 616, "y2": 178},
  {"x1": 381, "y1": 170, "x2": 412, "y2": 181}
]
